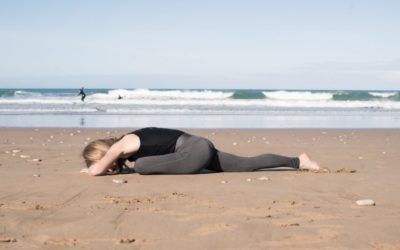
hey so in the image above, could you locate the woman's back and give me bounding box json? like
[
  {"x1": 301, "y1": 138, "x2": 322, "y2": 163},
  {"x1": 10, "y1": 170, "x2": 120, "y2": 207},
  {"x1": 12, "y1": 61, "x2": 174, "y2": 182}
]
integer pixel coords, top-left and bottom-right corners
[{"x1": 127, "y1": 127, "x2": 184, "y2": 161}]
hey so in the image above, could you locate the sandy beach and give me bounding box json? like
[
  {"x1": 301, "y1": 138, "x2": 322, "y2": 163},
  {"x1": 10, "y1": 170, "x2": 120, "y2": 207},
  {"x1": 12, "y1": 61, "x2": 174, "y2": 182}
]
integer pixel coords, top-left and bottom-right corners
[{"x1": 0, "y1": 128, "x2": 399, "y2": 249}]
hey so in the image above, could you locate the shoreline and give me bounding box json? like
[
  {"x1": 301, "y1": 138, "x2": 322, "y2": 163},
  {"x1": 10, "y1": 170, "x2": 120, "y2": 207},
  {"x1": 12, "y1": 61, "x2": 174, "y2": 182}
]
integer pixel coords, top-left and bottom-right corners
[
  {"x1": 1, "y1": 128, "x2": 399, "y2": 249},
  {"x1": 1, "y1": 112, "x2": 400, "y2": 129}
]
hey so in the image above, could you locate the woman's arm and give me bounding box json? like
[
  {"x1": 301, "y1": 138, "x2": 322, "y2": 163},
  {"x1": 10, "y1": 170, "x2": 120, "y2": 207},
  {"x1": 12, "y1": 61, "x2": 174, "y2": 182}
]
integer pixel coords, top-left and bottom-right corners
[{"x1": 83, "y1": 134, "x2": 140, "y2": 176}]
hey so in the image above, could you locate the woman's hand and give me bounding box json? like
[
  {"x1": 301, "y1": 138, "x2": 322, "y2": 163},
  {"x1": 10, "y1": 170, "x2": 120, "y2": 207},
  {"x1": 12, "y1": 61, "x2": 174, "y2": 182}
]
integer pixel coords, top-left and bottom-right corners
[{"x1": 80, "y1": 168, "x2": 89, "y2": 174}]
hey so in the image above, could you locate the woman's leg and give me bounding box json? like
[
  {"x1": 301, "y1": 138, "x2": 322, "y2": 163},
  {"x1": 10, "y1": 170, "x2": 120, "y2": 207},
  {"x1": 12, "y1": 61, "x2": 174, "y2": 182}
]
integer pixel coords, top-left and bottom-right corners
[
  {"x1": 213, "y1": 150, "x2": 300, "y2": 172},
  {"x1": 134, "y1": 134, "x2": 215, "y2": 175}
]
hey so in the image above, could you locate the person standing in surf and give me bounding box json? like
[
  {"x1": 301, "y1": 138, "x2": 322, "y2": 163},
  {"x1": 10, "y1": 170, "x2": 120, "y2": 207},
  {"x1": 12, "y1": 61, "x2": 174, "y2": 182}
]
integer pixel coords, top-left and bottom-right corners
[{"x1": 78, "y1": 87, "x2": 86, "y2": 102}]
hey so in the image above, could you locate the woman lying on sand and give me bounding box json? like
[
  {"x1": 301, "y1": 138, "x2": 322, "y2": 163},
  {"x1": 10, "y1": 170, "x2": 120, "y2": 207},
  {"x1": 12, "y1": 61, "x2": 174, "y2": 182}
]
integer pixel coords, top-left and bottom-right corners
[{"x1": 80, "y1": 127, "x2": 321, "y2": 176}]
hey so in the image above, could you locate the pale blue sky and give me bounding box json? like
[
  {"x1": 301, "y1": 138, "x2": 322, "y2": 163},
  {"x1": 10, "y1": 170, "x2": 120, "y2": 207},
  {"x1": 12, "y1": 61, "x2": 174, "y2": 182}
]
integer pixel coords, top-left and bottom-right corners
[{"x1": 0, "y1": 0, "x2": 399, "y2": 90}]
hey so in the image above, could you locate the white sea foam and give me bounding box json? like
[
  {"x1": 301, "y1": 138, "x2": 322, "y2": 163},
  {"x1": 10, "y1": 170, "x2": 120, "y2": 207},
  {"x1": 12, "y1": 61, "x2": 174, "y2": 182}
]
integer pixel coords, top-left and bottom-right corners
[
  {"x1": 14, "y1": 90, "x2": 43, "y2": 97},
  {"x1": 262, "y1": 91, "x2": 333, "y2": 101},
  {"x1": 91, "y1": 88, "x2": 233, "y2": 100},
  {"x1": 369, "y1": 92, "x2": 397, "y2": 98}
]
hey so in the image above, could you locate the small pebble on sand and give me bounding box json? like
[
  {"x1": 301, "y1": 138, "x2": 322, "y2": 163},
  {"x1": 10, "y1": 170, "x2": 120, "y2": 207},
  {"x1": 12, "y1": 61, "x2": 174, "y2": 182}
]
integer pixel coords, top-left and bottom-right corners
[
  {"x1": 12, "y1": 149, "x2": 21, "y2": 153},
  {"x1": 50, "y1": 135, "x2": 54, "y2": 139},
  {"x1": 382, "y1": 151, "x2": 386, "y2": 154},
  {"x1": 5, "y1": 151, "x2": 10, "y2": 154},
  {"x1": 59, "y1": 141, "x2": 64, "y2": 144},
  {"x1": 33, "y1": 174, "x2": 40, "y2": 177},
  {"x1": 119, "y1": 238, "x2": 136, "y2": 244},
  {"x1": 358, "y1": 156, "x2": 363, "y2": 160},
  {"x1": 69, "y1": 133, "x2": 74, "y2": 136},
  {"x1": 220, "y1": 180, "x2": 227, "y2": 184},
  {"x1": 247, "y1": 140, "x2": 251, "y2": 143},
  {"x1": 257, "y1": 176, "x2": 270, "y2": 181},
  {"x1": 20, "y1": 155, "x2": 30, "y2": 159},
  {"x1": 233, "y1": 142, "x2": 238, "y2": 146},
  {"x1": 246, "y1": 178, "x2": 252, "y2": 182},
  {"x1": 29, "y1": 137, "x2": 33, "y2": 140},
  {"x1": 356, "y1": 199, "x2": 375, "y2": 206},
  {"x1": 113, "y1": 179, "x2": 127, "y2": 184},
  {"x1": 76, "y1": 130, "x2": 81, "y2": 133},
  {"x1": 32, "y1": 158, "x2": 42, "y2": 162},
  {"x1": 86, "y1": 137, "x2": 91, "y2": 141}
]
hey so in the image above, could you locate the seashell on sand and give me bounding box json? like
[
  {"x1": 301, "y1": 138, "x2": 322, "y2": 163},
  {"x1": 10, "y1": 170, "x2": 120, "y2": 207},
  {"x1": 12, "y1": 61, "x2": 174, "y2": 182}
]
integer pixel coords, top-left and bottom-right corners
[
  {"x1": 113, "y1": 179, "x2": 127, "y2": 184},
  {"x1": 12, "y1": 149, "x2": 21, "y2": 153},
  {"x1": 356, "y1": 199, "x2": 375, "y2": 206},
  {"x1": 257, "y1": 176, "x2": 270, "y2": 181},
  {"x1": 20, "y1": 155, "x2": 30, "y2": 159}
]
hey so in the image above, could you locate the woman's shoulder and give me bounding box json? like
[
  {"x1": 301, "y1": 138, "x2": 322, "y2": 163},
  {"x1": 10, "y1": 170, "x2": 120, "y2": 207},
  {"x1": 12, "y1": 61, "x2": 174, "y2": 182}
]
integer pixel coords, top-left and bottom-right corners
[{"x1": 118, "y1": 134, "x2": 140, "y2": 157}]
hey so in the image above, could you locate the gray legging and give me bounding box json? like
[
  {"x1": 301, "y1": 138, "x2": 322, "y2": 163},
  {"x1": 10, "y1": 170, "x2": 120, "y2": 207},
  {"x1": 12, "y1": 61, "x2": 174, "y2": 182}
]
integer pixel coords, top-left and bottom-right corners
[{"x1": 134, "y1": 133, "x2": 300, "y2": 175}]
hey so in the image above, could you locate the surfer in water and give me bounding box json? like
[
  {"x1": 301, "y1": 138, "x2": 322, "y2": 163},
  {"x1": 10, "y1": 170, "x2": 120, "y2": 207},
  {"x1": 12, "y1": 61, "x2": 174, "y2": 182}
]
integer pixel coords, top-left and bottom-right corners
[{"x1": 78, "y1": 87, "x2": 86, "y2": 102}]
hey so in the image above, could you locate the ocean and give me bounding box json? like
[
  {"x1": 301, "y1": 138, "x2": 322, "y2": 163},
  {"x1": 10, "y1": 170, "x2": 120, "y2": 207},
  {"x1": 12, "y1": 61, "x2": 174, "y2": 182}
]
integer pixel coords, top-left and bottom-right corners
[{"x1": 0, "y1": 88, "x2": 399, "y2": 128}]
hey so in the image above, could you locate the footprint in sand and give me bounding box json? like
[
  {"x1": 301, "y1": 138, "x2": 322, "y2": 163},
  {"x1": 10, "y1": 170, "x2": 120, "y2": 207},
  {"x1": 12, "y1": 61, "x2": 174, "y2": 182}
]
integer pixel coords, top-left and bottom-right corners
[
  {"x1": 0, "y1": 237, "x2": 17, "y2": 243},
  {"x1": 0, "y1": 201, "x2": 48, "y2": 211},
  {"x1": 117, "y1": 238, "x2": 155, "y2": 245},
  {"x1": 190, "y1": 223, "x2": 238, "y2": 236},
  {"x1": 32, "y1": 235, "x2": 79, "y2": 247}
]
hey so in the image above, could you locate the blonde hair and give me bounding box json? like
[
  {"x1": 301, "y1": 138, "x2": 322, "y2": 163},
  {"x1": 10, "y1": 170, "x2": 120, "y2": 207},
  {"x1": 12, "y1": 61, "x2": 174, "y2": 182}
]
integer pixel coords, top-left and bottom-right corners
[{"x1": 82, "y1": 137, "x2": 127, "y2": 173}]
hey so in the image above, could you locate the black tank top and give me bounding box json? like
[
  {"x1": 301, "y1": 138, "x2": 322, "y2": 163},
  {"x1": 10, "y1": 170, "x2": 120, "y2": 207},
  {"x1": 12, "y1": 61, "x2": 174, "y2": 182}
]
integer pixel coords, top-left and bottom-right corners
[{"x1": 127, "y1": 127, "x2": 184, "y2": 161}]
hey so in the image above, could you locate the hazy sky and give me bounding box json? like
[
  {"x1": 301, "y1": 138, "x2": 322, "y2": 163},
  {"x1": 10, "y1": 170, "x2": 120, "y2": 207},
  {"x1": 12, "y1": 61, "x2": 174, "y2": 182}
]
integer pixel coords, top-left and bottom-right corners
[{"x1": 0, "y1": 0, "x2": 399, "y2": 90}]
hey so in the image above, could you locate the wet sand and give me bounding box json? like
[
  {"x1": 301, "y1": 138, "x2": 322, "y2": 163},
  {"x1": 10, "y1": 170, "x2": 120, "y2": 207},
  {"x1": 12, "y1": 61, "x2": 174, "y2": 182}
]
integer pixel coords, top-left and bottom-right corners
[{"x1": 0, "y1": 128, "x2": 399, "y2": 249}]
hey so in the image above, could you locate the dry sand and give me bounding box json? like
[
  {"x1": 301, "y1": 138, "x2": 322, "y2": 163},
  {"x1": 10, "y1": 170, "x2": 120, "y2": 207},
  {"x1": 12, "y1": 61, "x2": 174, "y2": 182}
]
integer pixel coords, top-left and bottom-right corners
[{"x1": 0, "y1": 128, "x2": 400, "y2": 249}]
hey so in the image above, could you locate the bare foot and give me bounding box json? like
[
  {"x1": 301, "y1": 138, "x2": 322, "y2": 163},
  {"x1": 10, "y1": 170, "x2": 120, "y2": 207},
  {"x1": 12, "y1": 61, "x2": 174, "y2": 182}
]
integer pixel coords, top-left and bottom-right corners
[{"x1": 299, "y1": 153, "x2": 320, "y2": 171}]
